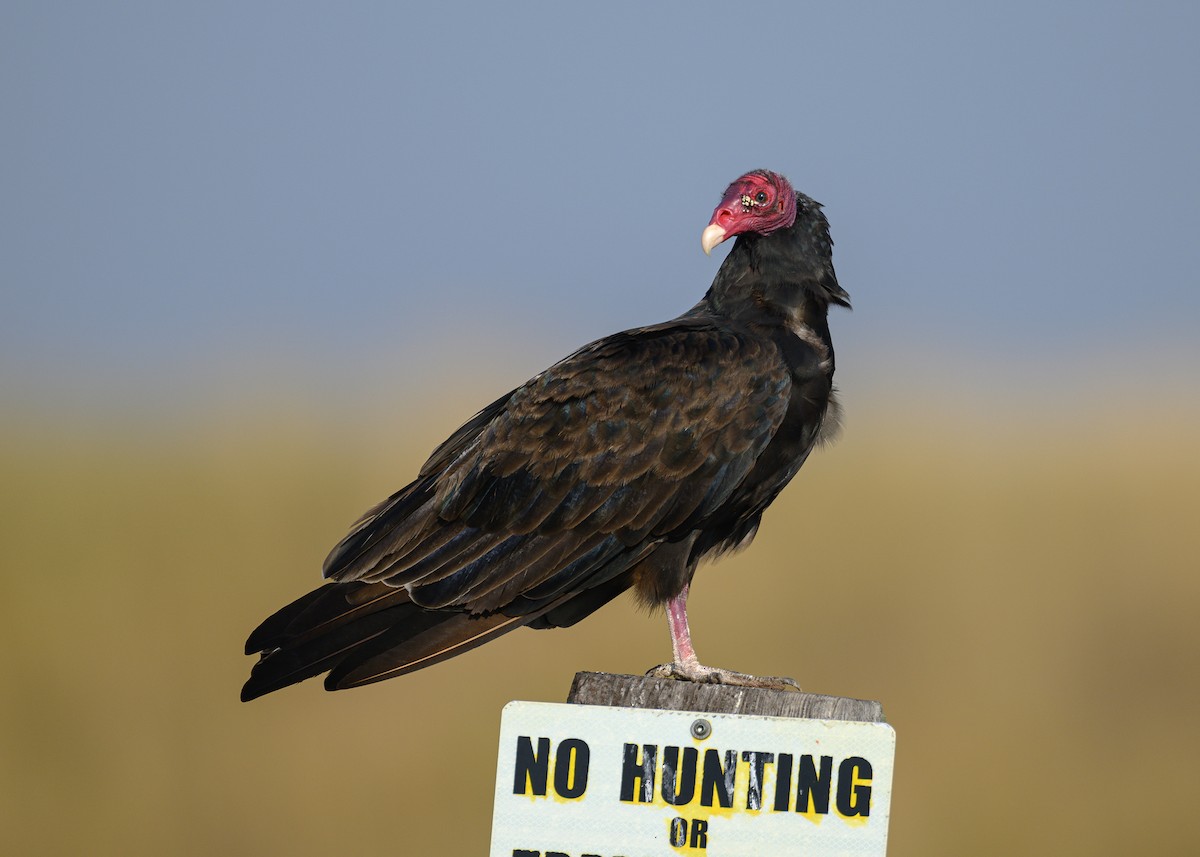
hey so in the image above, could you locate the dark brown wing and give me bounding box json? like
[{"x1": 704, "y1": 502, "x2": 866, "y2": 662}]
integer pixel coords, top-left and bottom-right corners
[{"x1": 322, "y1": 320, "x2": 791, "y2": 613}]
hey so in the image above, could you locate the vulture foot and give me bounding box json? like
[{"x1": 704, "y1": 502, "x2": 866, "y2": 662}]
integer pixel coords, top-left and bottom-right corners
[{"x1": 646, "y1": 661, "x2": 801, "y2": 692}]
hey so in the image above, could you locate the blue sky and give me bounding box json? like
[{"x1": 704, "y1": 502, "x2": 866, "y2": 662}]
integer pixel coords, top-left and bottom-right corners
[{"x1": 4, "y1": 1, "x2": 1198, "y2": 413}]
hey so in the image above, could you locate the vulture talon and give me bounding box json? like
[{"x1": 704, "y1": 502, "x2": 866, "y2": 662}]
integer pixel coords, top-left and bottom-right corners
[{"x1": 646, "y1": 661, "x2": 802, "y2": 692}]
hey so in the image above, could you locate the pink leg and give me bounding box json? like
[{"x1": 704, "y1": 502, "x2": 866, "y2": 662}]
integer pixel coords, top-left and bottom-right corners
[
  {"x1": 665, "y1": 584, "x2": 699, "y2": 666},
  {"x1": 647, "y1": 584, "x2": 801, "y2": 691}
]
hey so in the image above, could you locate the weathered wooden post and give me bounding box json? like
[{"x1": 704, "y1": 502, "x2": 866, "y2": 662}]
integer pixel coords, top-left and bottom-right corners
[{"x1": 490, "y1": 673, "x2": 895, "y2": 856}]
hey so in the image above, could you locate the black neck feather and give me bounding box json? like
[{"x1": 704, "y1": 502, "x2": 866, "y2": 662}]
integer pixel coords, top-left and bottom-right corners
[{"x1": 705, "y1": 194, "x2": 850, "y2": 327}]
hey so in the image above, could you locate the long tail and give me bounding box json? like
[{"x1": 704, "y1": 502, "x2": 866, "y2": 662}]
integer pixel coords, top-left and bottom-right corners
[{"x1": 240, "y1": 582, "x2": 533, "y2": 701}]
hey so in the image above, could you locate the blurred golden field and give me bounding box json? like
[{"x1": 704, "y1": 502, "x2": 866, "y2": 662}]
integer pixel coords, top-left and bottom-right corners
[{"x1": 2, "y1": 385, "x2": 1197, "y2": 855}]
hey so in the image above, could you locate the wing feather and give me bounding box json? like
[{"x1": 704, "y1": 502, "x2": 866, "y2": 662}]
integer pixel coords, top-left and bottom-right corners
[{"x1": 321, "y1": 320, "x2": 791, "y2": 621}]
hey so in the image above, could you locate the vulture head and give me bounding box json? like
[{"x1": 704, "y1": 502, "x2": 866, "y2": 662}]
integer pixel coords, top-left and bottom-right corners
[{"x1": 701, "y1": 169, "x2": 799, "y2": 255}]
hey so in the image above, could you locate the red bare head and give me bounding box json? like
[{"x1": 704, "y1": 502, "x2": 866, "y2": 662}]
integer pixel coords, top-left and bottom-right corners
[{"x1": 701, "y1": 170, "x2": 799, "y2": 255}]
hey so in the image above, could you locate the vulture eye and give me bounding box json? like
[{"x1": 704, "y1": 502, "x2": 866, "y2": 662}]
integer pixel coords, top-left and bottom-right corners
[{"x1": 755, "y1": 191, "x2": 768, "y2": 204}]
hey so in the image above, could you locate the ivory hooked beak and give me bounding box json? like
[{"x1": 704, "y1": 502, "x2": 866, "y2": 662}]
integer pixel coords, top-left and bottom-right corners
[{"x1": 701, "y1": 223, "x2": 728, "y2": 256}]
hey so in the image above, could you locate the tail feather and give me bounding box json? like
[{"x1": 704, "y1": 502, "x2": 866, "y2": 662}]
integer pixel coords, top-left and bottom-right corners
[
  {"x1": 241, "y1": 582, "x2": 417, "y2": 701},
  {"x1": 244, "y1": 585, "x2": 332, "y2": 656},
  {"x1": 241, "y1": 612, "x2": 399, "y2": 701},
  {"x1": 325, "y1": 610, "x2": 534, "y2": 689},
  {"x1": 244, "y1": 581, "x2": 405, "y2": 656},
  {"x1": 241, "y1": 580, "x2": 554, "y2": 701}
]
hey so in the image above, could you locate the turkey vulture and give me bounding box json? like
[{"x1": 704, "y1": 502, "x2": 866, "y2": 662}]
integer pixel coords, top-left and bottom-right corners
[{"x1": 241, "y1": 169, "x2": 850, "y2": 701}]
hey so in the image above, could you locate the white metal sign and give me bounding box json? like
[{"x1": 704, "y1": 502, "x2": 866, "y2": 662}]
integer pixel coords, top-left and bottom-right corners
[{"x1": 490, "y1": 700, "x2": 896, "y2": 856}]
